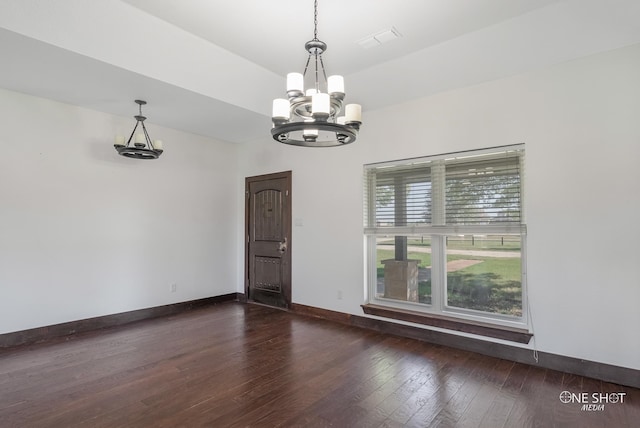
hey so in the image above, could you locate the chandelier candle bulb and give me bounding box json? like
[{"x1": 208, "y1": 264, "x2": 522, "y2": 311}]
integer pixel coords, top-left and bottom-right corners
[
  {"x1": 328, "y1": 75, "x2": 344, "y2": 95},
  {"x1": 135, "y1": 133, "x2": 145, "y2": 144},
  {"x1": 337, "y1": 116, "x2": 346, "y2": 125},
  {"x1": 312, "y1": 93, "x2": 330, "y2": 117},
  {"x1": 287, "y1": 73, "x2": 304, "y2": 94},
  {"x1": 272, "y1": 98, "x2": 290, "y2": 120},
  {"x1": 303, "y1": 128, "x2": 318, "y2": 142},
  {"x1": 345, "y1": 104, "x2": 362, "y2": 123},
  {"x1": 153, "y1": 140, "x2": 163, "y2": 151},
  {"x1": 114, "y1": 135, "x2": 125, "y2": 146}
]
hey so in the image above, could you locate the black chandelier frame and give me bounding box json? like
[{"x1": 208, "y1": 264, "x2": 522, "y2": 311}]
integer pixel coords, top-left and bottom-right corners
[{"x1": 115, "y1": 100, "x2": 163, "y2": 160}]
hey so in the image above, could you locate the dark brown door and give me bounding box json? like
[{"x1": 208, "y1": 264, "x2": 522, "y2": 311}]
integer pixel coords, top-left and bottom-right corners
[{"x1": 245, "y1": 171, "x2": 292, "y2": 308}]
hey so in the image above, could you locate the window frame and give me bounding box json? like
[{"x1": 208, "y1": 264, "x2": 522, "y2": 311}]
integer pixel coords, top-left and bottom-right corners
[{"x1": 364, "y1": 145, "x2": 528, "y2": 331}]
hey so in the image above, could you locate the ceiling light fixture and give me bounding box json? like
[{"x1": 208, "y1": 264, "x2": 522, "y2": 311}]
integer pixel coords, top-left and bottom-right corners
[
  {"x1": 271, "y1": 0, "x2": 362, "y2": 147},
  {"x1": 114, "y1": 100, "x2": 163, "y2": 159}
]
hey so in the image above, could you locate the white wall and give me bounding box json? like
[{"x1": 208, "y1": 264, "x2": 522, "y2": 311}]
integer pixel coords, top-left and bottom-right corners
[
  {"x1": 239, "y1": 43, "x2": 640, "y2": 370},
  {"x1": 0, "y1": 89, "x2": 238, "y2": 334},
  {"x1": 2, "y1": 42, "x2": 637, "y2": 371}
]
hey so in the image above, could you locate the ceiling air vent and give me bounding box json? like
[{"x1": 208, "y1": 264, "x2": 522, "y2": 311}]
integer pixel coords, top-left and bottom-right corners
[{"x1": 357, "y1": 27, "x2": 402, "y2": 49}]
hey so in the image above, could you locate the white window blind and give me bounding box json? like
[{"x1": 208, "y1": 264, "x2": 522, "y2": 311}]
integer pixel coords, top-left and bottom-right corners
[
  {"x1": 365, "y1": 145, "x2": 524, "y2": 233},
  {"x1": 366, "y1": 165, "x2": 431, "y2": 228},
  {"x1": 445, "y1": 155, "x2": 521, "y2": 225}
]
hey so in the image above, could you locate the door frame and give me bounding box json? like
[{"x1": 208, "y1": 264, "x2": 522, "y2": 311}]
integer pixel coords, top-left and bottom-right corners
[{"x1": 244, "y1": 170, "x2": 292, "y2": 306}]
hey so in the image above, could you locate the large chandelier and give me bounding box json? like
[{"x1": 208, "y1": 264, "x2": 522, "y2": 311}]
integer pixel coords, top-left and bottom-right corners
[
  {"x1": 114, "y1": 100, "x2": 164, "y2": 159},
  {"x1": 271, "y1": 0, "x2": 362, "y2": 147}
]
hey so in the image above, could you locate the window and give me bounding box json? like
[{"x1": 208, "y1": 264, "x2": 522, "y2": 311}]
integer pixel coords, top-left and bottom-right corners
[{"x1": 364, "y1": 145, "x2": 527, "y2": 329}]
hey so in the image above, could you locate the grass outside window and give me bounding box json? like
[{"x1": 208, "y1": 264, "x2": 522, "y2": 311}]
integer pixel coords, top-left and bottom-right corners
[{"x1": 375, "y1": 235, "x2": 522, "y2": 317}]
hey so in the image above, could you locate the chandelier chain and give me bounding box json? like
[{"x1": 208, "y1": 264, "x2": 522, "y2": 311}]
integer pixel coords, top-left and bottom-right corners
[
  {"x1": 313, "y1": 0, "x2": 318, "y2": 40},
  {"x1": 319, "y1": 55, "x2": 327, "y2": 88}
]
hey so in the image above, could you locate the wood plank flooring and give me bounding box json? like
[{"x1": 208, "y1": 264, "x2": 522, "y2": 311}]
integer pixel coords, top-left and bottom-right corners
[{"x1": 0, "y1": 302, "x2": 637, "y2": 427}]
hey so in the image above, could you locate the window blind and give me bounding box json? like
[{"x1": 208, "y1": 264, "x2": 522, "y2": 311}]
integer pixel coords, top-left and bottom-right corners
[
  {"x1": 365, "y1": 146, "x2": 524, "y2": 231},
  {"x1": 445, "y1": 156, "x2": 521, "y2": 225},
  {"x1": 365, "y1": 164, "x2": 431, "y2": 228}
]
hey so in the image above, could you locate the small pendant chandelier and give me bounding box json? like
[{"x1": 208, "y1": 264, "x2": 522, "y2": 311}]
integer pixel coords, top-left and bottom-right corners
[
  {"x1": 271, "y1": 0, "x2": 362, "y2": 147},
  {"x1": 114, "y1": 100, "x2": 164, "y2": 159}
]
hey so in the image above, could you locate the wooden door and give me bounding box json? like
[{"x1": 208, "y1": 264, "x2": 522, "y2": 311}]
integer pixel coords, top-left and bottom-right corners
[{"x1": 245, "y1": 171, "x2": 292, "y2": 308}]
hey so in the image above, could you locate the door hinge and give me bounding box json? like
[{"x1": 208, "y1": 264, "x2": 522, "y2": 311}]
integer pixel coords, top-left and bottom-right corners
[
  {"x1": 286, "y1": 190, "x2": 289, "y2": 196},
  {"x1": 246, "y1": 191, "x2": 250, "y2": 199}
]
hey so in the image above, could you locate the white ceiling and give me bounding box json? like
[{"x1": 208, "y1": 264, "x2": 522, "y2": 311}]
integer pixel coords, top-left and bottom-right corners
[
  {"x1": 123, "y1": 0, "x2": 560, "y2": 77},
  {"x1": 2, "y1": 0, "x2": 640, "y2": 144}
]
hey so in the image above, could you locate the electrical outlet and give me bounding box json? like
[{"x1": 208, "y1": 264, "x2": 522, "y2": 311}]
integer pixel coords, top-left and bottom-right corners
[{"x1": 170, "y1": 283, "x2": 177, "y2": 292}]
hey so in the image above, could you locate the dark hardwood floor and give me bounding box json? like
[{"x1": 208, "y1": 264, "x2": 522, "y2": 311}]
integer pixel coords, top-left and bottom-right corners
[{"x1": 0, "y1": 302, "x2": 637, "y2": 427}]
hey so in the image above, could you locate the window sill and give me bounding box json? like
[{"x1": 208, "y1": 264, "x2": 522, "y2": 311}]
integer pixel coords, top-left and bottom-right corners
[{"x1": 361, "y1": 304, "x2": 532, "y2": 344}]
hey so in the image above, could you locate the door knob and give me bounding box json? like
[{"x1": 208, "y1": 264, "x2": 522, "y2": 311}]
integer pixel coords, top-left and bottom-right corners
[{"x1": 278, "y1": 237, "x2": 288, "y2": 254}]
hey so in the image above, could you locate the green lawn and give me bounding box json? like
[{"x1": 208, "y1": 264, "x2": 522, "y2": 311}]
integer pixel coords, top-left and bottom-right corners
[
  {"x1": 376, "y1": 247, "x2": 522, "y2": 316},
  {"x1": 446, "y1": 255, "x2": 522, "y2": 316},
  {"x1": 446, "y1": 254, "x2": 521, "y2": 282}
]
